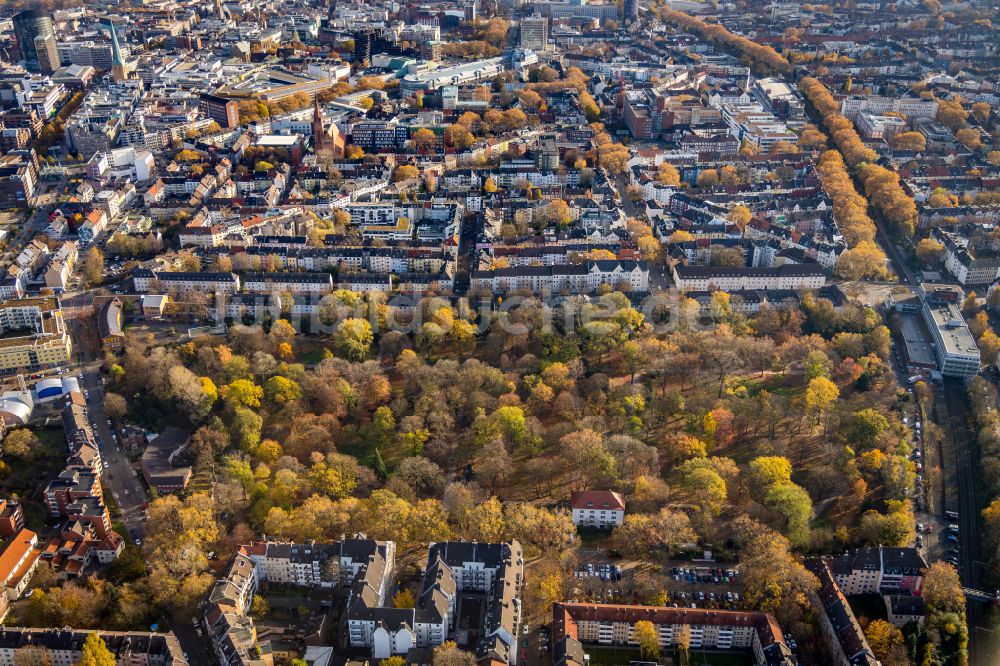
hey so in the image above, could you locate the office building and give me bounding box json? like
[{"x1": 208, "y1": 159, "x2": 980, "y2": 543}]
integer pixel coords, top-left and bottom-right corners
[
  {"x1": 199, "y1": 93, "x2": 240, "y2": 129},
  {"x1": 624, "y1": 0, "x2": 638, "y2": 21},
  {"x1": 13, "y1": 10, "x2": 61, "y2": 74},
  {"x1": 921, "y1": 299, "x2": 981, "y2": 378},
  {"x1": 520, "y1": 16, "x2": 548, "y2": 50}
]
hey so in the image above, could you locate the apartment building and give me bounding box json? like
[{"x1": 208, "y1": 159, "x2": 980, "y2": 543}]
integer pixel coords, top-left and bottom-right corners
[
  {"x1": 247, "y1": 541, "x2": 339, "y2": 587},
  {"x1": 807, "y1": 559, "x2": 880, "y2": 666},
  {"x1": 470, "y1": 260, "x2": 649, "y2": 295},
  {"x1": 133, "y1": 270, "x2": 240, "y2": 294},
  {"x1": 0, "y1": 297, "x2": 73, "y2": 375},
  {"x1": 672, "y1": 264, "x2": 825, "y2": 292},
  {"x1": 44, "y1": 466, "x2": 102, "y2": 517},
  {"x1": 241, "y1": 272, "x2": 333, "y2": 295},
  {"x1": 0, "y1": 529, "x2": 39, "y2": 599},
  {"x1": 933, "y1": 227, "x2": 1000, "y2": 286},
  {"x1": 840, "y1": 95, "x2": 938, "y2": 122},
  {"x1": 86, "y1": 146, "x2": 155, "y2": 182},
  {"x1": 0, "y1": 154, "x2": 37, "y2": 209},
  {"x1": 856, "y1": 112, "x2": 906, "y2": 140},
  {"x1": 520, "y1": 16, "x2": 548, "y2": 51},
  {"x1": 721, "y1": 104, "x2": 797, "y2": 150},
  {"x1": 570, "y1": 490, "x2": 625, "y2": 529},
  {"x1": 57, "y1": 40, "x2": 129, "y2": 72},
  {"x1": 44, "y1": 241, "x2": 78, "y2": 291},
  {"x1": 0, "y1": 628, "x2": 185, "y2": 665},
  {"x1": 826, "y1": 546, "x2": 927, "y2": 596},
  {"x1": 349, "y1": 540, "x2": 524, "y2": 664},
  {"x1": 205, "y1": 552, "x2": 261, "y2": 666},
  {"x1": 552, "y1": 602, "x2": 795, "y2": 666}
]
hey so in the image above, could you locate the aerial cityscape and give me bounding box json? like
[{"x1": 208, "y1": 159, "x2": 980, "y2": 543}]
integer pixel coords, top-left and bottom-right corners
[{"x1": 0, "y1": 0, "x2": 996, "y2": 665}]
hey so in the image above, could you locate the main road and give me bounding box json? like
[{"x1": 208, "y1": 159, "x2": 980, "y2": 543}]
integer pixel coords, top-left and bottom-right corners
[{"x1": 65, "y1": 297, "x2": 148, "y2": 543}]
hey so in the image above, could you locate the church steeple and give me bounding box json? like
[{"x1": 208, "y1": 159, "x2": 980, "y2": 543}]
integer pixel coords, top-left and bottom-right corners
[
  {"x1": 312, "y1": 97, "x2": 328, "y2": 152},
  {"x1": 108, "y1": 21, "x2": 128, "y2": 82}
]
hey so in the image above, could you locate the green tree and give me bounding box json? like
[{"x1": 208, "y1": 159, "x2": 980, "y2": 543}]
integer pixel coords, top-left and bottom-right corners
[
  {"x1": 231, "y1": 407, "x2": 263, "y2": 451},
  {"x1": 764, "y1": 482, "x2": 813, "y2": 548},
  {"x1": 373, "y1": 448, "x2": 388, "y2": 479}
]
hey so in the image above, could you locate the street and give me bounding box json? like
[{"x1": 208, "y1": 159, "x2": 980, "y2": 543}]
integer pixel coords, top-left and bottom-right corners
[{"x1": 65, "y1": 300, "x2": 148, "y2": 542}]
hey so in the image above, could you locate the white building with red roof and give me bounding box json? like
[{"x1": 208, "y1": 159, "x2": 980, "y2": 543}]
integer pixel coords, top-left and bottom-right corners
[{"x1": 570, "y1": 490, "x2": 625, "y2": 529}]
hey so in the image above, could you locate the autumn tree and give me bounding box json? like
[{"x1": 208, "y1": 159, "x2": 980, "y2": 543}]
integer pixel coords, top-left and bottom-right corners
[
  {"x1": 697, "y1": 169, "x2": 719, "y2": 188},
  {"x1": 83, "y1": 246, "x2": 104, "y2": 286},
  {"x1": 916, "y1": 238, "x2": 945, "y2": 264},
  {"x1": 611, "y1": 509, "x2": 696, "y2": 559},
  {"x1": 889, "y1": 131, "x2": 926, "y2": 151},
  {"x1": 410, "y1": 128, "x2": 437, "y2": 150},
  {"x1": 432, "y1": 642, "x2": 477, "y2": 666},
  {"x1": 656, "y1": 162, "x2": 681, "y2": 186},
  {"x1": 3, "y1": 428, "x2": 39, "y2": 460},
  {"x1": 634, "y1": 620, "x2": 659, "y2": 661},
  {"x1": 923, "y1": 561, "x2": 966, "y2": 615},
  {"x1": 77, "y1": 631, "x2": 117, "y2": 666},
  {"x1": 864, "y1": 620, "x2": 909, "y2": 666},
  {"x1": 394, "y1": 165, "x2": 419, "y2": 182},
  {"x1": 805, "y1": 376, "x2": 840, "y2": 425},
  {"x1": 334, "y1": 318, "x2": 373, "y2": 360}
]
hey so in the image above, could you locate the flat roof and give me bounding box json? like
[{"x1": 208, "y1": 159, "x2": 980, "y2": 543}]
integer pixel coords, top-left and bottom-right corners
[
  {"x1": 925, "y1": 302, "x2": 980, "y2": 358},
  {"x1": 256, "y1": 135, "x2": 301, "y2": 146},
  {"x1": 898, "y1": 312, "x2": 936, "y2": 367}
]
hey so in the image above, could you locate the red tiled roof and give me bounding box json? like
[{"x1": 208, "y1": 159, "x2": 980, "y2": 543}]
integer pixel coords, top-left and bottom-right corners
[{"x1": 570, "y1": 490, "x2": 625, "y2": 511}]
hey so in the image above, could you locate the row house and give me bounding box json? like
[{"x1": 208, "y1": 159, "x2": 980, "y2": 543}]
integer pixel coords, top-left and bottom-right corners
[
  {"x1": 470, "y1": 260, "x2": 649, "y2": 295},
  {"x1": 0, "y1": 628, "x2": 185, "y2": 665},
  {"x1": 806, "y1": 560, "x2": 879, "y2": 666},
  {"x1": 133, "y1": 270, "x2": 240, "y2": 294},
  {"x1": 241, "y1": 271, "x2": 333, "y2": 295},
  {"x1": 552, "y1": 603, "x2": 794, "y2": 666},
  {"x1": 672, "y1": 263, "x2": 825, "y2": 292}
]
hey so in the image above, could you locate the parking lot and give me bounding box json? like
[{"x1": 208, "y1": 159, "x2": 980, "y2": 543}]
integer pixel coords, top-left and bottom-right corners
[{"x1": 567, "y1": 557, "x2": 748, "y2": 613}]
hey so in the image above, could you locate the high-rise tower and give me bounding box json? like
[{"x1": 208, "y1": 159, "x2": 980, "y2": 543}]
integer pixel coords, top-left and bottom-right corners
[{"x1": 13, "y1": 9, "x2": 60, "y2": 73}]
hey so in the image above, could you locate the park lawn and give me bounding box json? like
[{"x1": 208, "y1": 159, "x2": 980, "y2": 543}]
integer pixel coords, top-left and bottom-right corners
[
  {"x1": 340, "y1": 430, "x2": 412, "y2": 471},
  {"x1": 297, "y1": 343, "x2": 331, "y2": 366}
]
